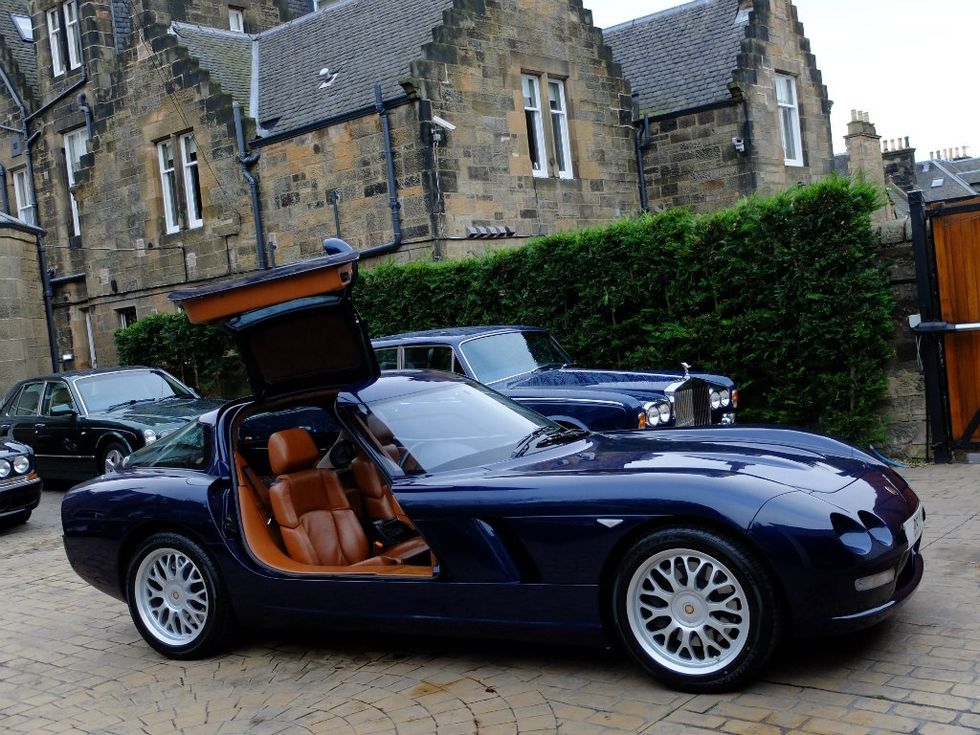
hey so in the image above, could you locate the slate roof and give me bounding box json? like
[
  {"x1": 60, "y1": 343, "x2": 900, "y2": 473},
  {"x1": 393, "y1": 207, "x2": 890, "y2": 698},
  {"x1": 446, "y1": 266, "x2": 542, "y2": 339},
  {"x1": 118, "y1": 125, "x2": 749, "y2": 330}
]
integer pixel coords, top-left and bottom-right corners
[
  {"x1": 947, "y1": 157, "x2": 980, "y2": 187},
  {"x1": 0, "y1": 0, "x2": 38, "y2": 100},
  {"x1": 915, "y1": 159, "x2": 978, "y2": 203},
  {"x1": 169, "y1": 23, "x2": 253, "y2": 113},
  {"x1": 602, "y1": 0, "x2": 748, "y2": 117},
  {"x1": 255, "y1": 0, "x2": 453, "y2": 136}
]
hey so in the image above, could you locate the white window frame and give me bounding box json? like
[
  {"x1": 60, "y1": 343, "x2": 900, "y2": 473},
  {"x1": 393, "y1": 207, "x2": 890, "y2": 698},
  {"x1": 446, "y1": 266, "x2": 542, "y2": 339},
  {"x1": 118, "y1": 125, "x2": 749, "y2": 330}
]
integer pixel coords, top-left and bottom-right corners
[
  {"x1": 522, "y1": 74, "x2": 548, "y2": 178},
  {"x1": 157, "y1": 139, "x2": 180, "y2": 234},
  {"x1": 47, "y1": 2, "x2": 82, "y2": 76},
  {"x1": 228, "y1": 7, "x2": 245, "y2": 32},
  {"x1": 63, "y1": 0, "x2": 82, "y2": 70},
  {"x1": 47, "y1": 7, "x2": 63, "y2": 76},
  {"x1": 12, "y1": 14, "x2": 33, "y2": 42},
  {"x1": 12, "y1": 168, "x2": 35, "y2": 225},
  {"x1": 180, "y1": 133, "x2": 203, "y2": 229},
  {"x1": 63, "y1": 128, "x2": 87, "y2": 237},
  {"x1": 547, "y1": 79, "x2": 573, "y2": 179},
  {"x1": 775, "y1": 74, "x2": 804, "y2": 167}
]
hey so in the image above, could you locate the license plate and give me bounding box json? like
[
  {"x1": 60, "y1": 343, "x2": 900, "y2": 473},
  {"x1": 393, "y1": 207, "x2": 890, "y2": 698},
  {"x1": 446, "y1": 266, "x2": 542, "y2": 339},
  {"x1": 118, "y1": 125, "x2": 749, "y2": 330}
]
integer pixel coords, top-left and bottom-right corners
[{"x1": 903, "y1": 505, "x2": 924, "y2": 547}]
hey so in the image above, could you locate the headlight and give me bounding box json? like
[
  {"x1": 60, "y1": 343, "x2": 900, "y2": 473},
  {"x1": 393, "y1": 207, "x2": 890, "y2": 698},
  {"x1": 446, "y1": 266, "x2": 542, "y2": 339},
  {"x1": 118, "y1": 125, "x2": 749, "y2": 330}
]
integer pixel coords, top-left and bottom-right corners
[
  {"x1": 644, "y1": 400, "x2": 672, "y2": 426},
  {"x1": 143, "y1": 429, "x2": 158, "y2": 444},
  {"x1": 12, "y1": 455, "x2": 30, "y2": 474},
  {"x1": 719, "y1": 388, "x2": 731, "y2": 407},
  {"x1": 709, "y1": 389, "x2": 722, "y2": 410},
  {"x1": 0, "y1": 459, "x2": 10, "y2": 478}
]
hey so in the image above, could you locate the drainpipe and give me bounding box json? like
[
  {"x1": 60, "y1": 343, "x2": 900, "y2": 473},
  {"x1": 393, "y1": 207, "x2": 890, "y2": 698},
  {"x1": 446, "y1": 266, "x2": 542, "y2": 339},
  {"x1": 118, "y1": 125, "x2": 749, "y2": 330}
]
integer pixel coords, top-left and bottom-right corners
[
  {"x1": 360, "y1": 83, "x2": 403, "y2": 258},
  {"x1": 634, "y1": 115, "x2": 651, "y2": 212},
  {"x1": 233, "y1": 101, "x2": 268, "y2": 270},
  {"x1": 76, "y1": 92, "x2": 94, "y2": 140},
  {"x1": 35, "y1": 233, "x2": 60, "y2": 372},
  {"x1": 0, "y1": 163, "x2": 9, "y2": 214}
]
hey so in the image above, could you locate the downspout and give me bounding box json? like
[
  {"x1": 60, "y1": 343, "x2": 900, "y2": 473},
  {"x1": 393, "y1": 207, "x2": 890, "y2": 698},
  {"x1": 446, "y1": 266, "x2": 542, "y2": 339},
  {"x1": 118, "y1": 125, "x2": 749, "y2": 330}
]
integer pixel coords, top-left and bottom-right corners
[
  {"x1": 0, "y1": 163, "x2": 9, "y2": 214},
  {"x1": 0, "y1": 63, "x2": 87, "y2": 373},
  {"x1": 634, "y1": 115, "x2": 651, "y2": 212},
  {"x1": 360, "y1": 83, "x2": 403, "y2": 258},
  {"x1": 233, "y1": 101, "x2": 268, "y2": 270}
]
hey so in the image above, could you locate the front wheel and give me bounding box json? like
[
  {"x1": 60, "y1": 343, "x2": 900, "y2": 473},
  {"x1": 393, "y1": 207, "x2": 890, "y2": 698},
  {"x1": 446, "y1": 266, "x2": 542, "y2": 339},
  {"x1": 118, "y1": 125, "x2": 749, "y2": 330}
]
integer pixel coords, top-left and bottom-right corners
[
  {"x1": 126, "y1": 532, "x2": 232, "y2": 659},
  {"x1": 100, "y1": 441, "x2": 129, "y2": 474},
  {"x1": 611, "y1": 527, "x2": 782, "y2": 692}
]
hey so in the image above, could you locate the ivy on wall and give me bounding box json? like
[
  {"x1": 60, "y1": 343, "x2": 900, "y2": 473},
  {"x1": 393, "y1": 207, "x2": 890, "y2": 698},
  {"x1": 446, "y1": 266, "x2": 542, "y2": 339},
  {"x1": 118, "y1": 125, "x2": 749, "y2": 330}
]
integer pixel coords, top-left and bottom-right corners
[{"x1": 357, "y1": 177, "x2": 892, "y2": 442}]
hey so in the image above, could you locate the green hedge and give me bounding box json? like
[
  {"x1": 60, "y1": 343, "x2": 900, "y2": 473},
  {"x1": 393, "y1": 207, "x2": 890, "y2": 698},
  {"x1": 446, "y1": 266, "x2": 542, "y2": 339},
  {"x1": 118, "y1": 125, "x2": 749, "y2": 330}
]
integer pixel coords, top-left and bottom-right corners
[
  {"x1": 357, "y1": 177, "x2": 892, "y2": 443},
  {"x1": 114, "y1": 313, "x2": 247, "y2": 398}
]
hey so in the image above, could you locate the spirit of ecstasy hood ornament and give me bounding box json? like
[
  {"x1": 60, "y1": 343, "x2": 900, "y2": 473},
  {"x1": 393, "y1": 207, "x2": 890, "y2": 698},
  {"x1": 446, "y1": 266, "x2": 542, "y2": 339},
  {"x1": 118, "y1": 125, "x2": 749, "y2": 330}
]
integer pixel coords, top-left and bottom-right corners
[{"x1": 681, "y1": 362, "x2": 691, "y2": 378}]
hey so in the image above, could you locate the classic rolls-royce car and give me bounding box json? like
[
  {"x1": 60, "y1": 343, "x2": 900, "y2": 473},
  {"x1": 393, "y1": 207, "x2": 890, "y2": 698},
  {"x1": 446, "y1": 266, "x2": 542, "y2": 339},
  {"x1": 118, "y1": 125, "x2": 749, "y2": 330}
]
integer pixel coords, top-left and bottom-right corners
[
  {"x1": 61, "y1": 241, "x2": 925, "y2": 692},
  {"x1": 0, "y1": 438, "x2": 41, "y2": 526},
  {"x1": 372, "y1": 326, "x2": 736, "y2": 431},
  {"x1": 0, "y1": 367, "x2": 223, "y2": 481}
]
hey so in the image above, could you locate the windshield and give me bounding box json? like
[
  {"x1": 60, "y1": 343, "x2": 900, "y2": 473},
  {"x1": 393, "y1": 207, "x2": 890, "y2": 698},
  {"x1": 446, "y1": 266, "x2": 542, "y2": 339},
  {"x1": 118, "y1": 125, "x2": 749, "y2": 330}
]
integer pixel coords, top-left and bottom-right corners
[
  {"x1": 460, "y1": 331, "x2": 573, "y2": 384},
  {"x1": 350, "y1": 380, "x2": 573, "y2": 474},
  {"x1": 75, "y1": 370, "x2": 195, "y2": 412},
  {"x1": 125, "y1": 419, "x2": 211, "y2": 470}
]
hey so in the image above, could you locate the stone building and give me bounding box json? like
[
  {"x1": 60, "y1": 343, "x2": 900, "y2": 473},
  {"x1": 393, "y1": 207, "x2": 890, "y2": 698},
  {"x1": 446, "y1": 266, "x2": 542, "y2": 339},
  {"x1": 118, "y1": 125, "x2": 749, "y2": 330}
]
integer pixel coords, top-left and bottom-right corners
[
  {"x1": 0, "y1": 0, "x2": 834, "y2": 382},
  {"x1": 604, "y1": 0, "x2": 834, "y2": 211}
]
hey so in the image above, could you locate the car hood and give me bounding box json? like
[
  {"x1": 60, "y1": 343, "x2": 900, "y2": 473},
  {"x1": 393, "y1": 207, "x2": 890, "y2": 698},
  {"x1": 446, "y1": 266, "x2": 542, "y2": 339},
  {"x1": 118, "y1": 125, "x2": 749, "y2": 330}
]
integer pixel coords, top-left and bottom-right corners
[
  {"x1": 170, "y1": 242, "x2": 379, "y2": 399},
  {"x1": 90, "y1": 398, "x2": 225, "y2": 428},
  {"x1": 499, "y1": 367, "x2": 732, "y2": 393},
  {"x1": 510, "y1": 427, "x2": 878, "y2": 493}
]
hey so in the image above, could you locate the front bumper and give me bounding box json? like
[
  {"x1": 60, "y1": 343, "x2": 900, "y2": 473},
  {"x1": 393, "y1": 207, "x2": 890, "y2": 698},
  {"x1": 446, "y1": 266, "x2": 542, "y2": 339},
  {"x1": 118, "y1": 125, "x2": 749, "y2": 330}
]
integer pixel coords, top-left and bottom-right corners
[{"x1": 0, "y1": 472, "x2": 42, "y2": 518}]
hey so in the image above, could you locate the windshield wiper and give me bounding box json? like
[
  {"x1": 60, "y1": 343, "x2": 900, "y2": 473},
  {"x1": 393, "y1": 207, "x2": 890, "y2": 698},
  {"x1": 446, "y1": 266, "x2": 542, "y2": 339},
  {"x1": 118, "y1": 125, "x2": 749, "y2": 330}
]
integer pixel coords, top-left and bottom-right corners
[
  {"x1": 104, "y1": 398, "x2": 158, "y2": 411},
  {"x1": 512, "y1": 425, "x2": 569, "y2": 458}
]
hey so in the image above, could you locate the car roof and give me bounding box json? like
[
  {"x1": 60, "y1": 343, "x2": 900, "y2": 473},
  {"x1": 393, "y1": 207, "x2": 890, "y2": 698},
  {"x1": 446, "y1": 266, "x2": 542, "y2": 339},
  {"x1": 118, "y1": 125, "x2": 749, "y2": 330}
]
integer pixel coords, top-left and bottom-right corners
[
  {"x1": 372, "y1": 325, "x2": 545, "y2": 345},
  {"x1": 8, "y1": 366, "x2": 159, "y2": 384}
]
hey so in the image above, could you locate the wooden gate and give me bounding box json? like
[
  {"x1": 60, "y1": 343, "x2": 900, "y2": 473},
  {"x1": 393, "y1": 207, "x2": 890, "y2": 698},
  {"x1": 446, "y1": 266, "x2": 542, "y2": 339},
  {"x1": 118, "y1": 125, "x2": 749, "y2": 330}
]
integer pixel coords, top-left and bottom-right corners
[
  {"x1": 910, "y1": 193, "x2": 980, "y2": 460},
  {"x1": 933, "y1": 201, "x2": 980, "y2": 447}
]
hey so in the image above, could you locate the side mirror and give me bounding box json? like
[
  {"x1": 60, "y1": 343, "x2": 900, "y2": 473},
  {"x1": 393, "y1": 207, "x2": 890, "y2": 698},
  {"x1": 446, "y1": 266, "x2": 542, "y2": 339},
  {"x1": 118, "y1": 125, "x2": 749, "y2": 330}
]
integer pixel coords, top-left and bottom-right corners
[{"x1": 50, "y1": 405, "x2": 77, "y2": 418}]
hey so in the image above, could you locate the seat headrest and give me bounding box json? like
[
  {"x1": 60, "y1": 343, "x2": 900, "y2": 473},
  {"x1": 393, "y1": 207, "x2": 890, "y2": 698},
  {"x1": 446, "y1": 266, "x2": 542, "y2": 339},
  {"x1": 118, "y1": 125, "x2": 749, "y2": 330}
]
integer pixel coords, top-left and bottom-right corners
[{"x1": 268, "y1": 428, "x2": 320, "y2": 475}]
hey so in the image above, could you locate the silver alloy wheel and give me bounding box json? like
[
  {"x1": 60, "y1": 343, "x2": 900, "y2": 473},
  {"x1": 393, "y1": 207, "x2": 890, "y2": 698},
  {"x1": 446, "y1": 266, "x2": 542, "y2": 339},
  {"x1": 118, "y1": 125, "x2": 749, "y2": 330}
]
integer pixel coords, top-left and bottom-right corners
[
  {"x1": 626, "y1": 547, "x2": 750, "y2": 675},
  {"x1": 134, "y1": 547, "x2": 210, "y2": 646},
  {"x1": 103, "y1": 447, "x2": 126, "y2": 473}
]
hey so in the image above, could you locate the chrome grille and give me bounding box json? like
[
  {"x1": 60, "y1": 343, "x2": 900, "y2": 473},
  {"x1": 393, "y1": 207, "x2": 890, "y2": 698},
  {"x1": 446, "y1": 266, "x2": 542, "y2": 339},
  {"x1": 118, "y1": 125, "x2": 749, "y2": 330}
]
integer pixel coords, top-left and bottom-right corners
[{"x1": 673, "y1": 378, "x2": 711, "y2": 427}]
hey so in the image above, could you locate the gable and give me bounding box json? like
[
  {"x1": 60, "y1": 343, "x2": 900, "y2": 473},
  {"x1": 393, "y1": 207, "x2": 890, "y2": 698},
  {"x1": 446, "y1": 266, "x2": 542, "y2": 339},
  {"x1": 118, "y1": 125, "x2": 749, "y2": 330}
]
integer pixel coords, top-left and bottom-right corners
[{"x1": 603, "y1": 0, "x2": 747, "y2": 117}]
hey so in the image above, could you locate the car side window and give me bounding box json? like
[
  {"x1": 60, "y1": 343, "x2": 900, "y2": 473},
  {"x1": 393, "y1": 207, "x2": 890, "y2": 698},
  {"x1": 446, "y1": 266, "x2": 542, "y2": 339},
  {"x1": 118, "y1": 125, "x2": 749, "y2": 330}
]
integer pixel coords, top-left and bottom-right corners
[
  {"x1": 8, "y1": 383, "x2": 45, "y2": 416},
  {"x1": 375, "y1": 348, "x2": 398, "y2": 370},
  {"x1": 403, "y1": 345, "x2": 454, "y2": 372},
  {"x1": 41, "y1": 382, "x2": 75, "y2": 415}
]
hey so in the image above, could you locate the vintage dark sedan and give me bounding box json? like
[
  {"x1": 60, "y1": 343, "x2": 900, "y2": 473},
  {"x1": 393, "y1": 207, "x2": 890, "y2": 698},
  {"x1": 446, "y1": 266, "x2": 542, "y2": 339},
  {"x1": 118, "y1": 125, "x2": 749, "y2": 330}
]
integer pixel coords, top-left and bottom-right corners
[
  {"x1": 372, "y1": 326, "x2": 737, "y2": 431},
  {"x1": 0, "y1": 438, "x2": 41, "y2": 525},
  {"x1": 0, "y1": 367, "x2": 222, "y2": 481},
  {"x1": 61, "y1": 242, "x2": 925, "y2": 692}
]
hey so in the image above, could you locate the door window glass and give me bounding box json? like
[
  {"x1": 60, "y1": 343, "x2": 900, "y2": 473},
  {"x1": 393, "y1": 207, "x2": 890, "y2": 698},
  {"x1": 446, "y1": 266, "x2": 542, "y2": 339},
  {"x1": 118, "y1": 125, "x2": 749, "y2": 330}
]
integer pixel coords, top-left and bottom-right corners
[{"x1": 9, "y1": 383, "x2": 45, "y2": 416}]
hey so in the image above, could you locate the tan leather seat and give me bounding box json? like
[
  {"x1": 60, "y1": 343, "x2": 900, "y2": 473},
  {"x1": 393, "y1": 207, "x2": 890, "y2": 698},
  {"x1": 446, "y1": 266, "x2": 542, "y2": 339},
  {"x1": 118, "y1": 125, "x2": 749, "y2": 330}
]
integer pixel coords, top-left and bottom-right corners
[
  {"x1": 350, "y1": 454, "x2": 429, "y2": 558},
  {"x1": 268, "y1": 428, "x2": 426, "y2": 567}
]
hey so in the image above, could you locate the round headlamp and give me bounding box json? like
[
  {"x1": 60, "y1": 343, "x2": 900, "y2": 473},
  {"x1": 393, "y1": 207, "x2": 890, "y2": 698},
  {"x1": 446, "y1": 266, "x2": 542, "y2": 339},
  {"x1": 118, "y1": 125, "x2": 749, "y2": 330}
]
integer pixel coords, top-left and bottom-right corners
[
  {"x1": 143, "y1": 429, "x2": 158, "y2": 444},
  {"x1": 709, "y1": 389, "x2": 722, "y2": 410},
  {"x1": 644, "y1": 400, "x2": 672, "y2": 426},
  {"x1": 719, "y1": 388, "x2": 731, "y2": 407},
  {"x1": 0, "y1": 459, "x2": 10, "y2": 478},
  {"x1": 12, "y1": 455, "x2": 30, "y2": 475}
]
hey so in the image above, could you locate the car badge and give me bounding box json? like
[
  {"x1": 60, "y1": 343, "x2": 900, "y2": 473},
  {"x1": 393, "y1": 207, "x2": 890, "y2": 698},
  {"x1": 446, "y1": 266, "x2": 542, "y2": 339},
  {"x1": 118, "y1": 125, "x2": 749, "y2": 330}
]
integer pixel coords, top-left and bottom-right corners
[{"x1": 597, "y1": 519, "x2": 623, "y2": 528}]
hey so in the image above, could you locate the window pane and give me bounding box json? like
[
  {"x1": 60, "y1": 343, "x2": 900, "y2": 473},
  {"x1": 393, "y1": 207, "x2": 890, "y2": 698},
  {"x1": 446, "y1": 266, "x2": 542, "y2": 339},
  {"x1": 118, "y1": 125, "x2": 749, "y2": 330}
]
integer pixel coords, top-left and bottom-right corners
[
  {"x1": 47, "y1": 9, "x2": 63, "y2": 76},
  {"x1": 64, "y1": 1, "x2": 81, "y2": 69},
  {"x1": 10, "y1": 383, "x2": 44, "y2": 416},
  {"x1": 548, "y1": 80, "x2": 572, "y2": 178},
  {"x1": 64, "y1": 129, "x2": 86, "y2": 236},
  {"x1": 13, "y1": 169, "x2": 35, "y2": 225},
  {"x1": 403, "y1": 346, "x2": 454, "y2": 372},
  {"x1": 158, "y1": 140, "x2": 179, "y2": 233},
  {"x1": 780, "y1": 107, "x2": 797, "y2": 161},
  {"x1": 181, "y1": 134, "x2": 203, "y2": 227},
  {"x1": 522, "y1": 74, "x2": 547, "y2": 177}
]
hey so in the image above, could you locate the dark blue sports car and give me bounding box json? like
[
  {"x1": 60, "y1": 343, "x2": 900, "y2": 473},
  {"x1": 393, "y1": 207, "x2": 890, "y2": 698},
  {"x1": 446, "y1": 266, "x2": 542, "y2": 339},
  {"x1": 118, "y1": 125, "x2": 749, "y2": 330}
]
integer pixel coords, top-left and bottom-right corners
[
  {"x1": 61, "y1": 242, "x2": 925, "y2": 692},
  {"x1": 372, "y1": 326, "x2": 737, "y2": 431}
]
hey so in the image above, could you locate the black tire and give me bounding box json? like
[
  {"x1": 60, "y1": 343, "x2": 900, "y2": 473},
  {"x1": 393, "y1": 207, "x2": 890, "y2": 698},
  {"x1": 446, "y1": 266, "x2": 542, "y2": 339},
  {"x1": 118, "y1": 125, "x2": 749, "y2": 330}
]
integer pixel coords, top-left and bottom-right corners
[
  {"x1": 100, "y1": 440, "x2": 130, "y2": 475},
  {"x1": 126, "y1": 532, "x2": 233, "y2": 659},
  {"x1": 611, "y1": 526, "x2": 782, "y2": 692}
]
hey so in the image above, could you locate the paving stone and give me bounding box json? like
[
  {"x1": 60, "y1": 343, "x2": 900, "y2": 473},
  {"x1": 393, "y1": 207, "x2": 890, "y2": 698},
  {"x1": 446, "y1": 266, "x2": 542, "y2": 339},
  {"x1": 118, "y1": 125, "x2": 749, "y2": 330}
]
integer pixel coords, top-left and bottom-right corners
[{"x1": 0, "y1": 465, "x2": 976, "y2": 734}]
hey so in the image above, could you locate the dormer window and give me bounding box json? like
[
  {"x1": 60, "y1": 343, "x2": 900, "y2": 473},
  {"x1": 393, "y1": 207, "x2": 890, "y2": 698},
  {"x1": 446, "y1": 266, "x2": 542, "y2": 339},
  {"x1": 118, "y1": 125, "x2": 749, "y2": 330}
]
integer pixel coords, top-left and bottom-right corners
[{"x1": 47, "y1": 1, "x2": 82, "y2": 77}]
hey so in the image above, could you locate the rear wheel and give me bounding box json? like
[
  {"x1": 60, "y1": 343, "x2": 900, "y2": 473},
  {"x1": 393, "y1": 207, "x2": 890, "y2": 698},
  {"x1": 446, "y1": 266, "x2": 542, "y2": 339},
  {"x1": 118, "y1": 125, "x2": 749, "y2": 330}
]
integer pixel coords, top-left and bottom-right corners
[
  {"x1": 612, "y1": 527, "x2": 782, "y2": 692},
  {"x1": 126, "y1": 532, "x2": 232, "y2": 659}
]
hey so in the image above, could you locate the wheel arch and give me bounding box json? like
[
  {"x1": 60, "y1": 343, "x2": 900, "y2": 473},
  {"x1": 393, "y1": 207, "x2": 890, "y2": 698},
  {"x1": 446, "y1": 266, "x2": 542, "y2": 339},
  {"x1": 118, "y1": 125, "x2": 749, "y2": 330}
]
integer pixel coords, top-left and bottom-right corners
[
  {"x1": 116, "y1": 521, "x2": 215, "y2": 602},
  {"x1": 595, "y1": 514, "x2": 789, "y2": 642},
  {"x1": 95, "y1": 431, "x2": 138, "y2": 465}
]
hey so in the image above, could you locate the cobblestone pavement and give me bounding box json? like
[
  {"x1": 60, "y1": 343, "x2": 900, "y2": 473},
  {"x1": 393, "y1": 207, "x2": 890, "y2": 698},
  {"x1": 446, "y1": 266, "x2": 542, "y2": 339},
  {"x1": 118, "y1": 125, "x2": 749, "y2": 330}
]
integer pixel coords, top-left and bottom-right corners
[{"x1": 1, "y1": 465, "x2": 977, "y2": 735}]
